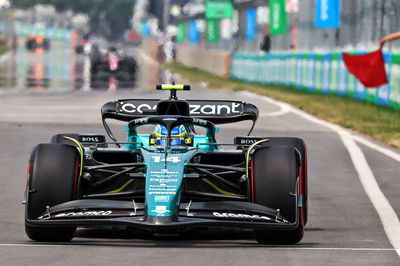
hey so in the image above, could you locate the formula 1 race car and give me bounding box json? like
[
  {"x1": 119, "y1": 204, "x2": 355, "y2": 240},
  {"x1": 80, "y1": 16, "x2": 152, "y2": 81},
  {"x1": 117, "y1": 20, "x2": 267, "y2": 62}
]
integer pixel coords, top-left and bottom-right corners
[
  {"x1": 26, "y1": 35, "x2": 50, "y2": 51},
  {"x1": 24, "y1": 85, "x2": 308, "y2": 244},
  {"x1": 90, "y1": 47, "x2": 137, "y2": 88}
]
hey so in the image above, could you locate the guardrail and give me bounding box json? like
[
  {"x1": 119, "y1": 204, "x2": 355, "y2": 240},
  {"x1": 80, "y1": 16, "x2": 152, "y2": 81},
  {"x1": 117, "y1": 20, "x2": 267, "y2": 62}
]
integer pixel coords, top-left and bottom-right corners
[{"x1": 231, "y1": 52, "x2": 400, "y2": 110}]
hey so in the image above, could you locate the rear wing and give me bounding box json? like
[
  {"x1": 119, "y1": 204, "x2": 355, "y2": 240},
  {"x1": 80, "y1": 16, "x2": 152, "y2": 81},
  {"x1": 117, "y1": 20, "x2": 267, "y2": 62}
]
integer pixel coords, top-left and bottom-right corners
[{"x1": 101, "y1": 99, "x2": 259, "y2": 124}]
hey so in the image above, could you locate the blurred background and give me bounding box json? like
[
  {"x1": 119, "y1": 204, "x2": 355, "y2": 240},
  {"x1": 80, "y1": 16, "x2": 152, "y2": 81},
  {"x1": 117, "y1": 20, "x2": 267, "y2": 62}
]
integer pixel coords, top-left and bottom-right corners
[{"x1": 0, "y1": 0, "x2": 399, "y2": 111}]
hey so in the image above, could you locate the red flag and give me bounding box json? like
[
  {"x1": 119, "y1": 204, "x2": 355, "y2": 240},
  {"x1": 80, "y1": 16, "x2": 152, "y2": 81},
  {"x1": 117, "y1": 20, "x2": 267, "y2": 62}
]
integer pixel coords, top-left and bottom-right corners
[{"x1": 342, "y1": 49, "x2": 387, "y2": 88}]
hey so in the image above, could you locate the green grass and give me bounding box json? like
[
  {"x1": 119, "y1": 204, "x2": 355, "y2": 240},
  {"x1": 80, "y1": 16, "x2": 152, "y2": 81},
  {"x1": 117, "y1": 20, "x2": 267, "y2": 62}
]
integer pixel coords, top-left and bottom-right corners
[
  {"x1": 165, "y1": 62, "x2": 400, "y2": 149},
  {"x1": 0, "y1": 43, "x2": 8, "y2": 55}
]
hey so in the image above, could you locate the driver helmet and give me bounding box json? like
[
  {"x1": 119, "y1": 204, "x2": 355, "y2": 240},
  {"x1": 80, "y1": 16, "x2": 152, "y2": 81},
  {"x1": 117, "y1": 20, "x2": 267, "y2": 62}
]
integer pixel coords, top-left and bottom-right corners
[{"x1": 151, "y1": 125, "x2": 191, "y2": 146}]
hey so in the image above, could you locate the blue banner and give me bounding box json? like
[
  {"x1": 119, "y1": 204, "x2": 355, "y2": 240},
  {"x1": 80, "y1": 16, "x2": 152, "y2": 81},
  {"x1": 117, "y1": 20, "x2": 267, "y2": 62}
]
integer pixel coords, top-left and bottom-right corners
[
  {"x1": 141, "y1": 21, "x2": 150, "y2": 37},
  {"x1": 188, "y1": 21, "x2": 200, "y2": 43},
  {"x1": 315, "y1": 0, "x2": 341, "y2": 28},
  {"x1": 246, "y1": 9, "x2": 256, "y2": 40}
]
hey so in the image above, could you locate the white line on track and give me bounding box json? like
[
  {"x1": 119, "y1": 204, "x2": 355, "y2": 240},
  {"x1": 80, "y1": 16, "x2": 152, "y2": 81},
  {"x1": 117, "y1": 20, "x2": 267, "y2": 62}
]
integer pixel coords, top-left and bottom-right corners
[
  {"x1": 0, "y1": 244, "x2": 69, "y2": 247},
  {"x1": 352, "y1": 135, "x2": 400, "y2": 163},
  {"x1": 249, "y1": 93, "x2": 291, "y2": 117},
  {"x1": 0, "y1": 243, "x2": 396, "y2": 251},
  {"x1": 239, "y1": 91, "x2": 400, "y2": 258},
  {"x1": 340, "y1": 133, "x2": 400, "y2": 258}
]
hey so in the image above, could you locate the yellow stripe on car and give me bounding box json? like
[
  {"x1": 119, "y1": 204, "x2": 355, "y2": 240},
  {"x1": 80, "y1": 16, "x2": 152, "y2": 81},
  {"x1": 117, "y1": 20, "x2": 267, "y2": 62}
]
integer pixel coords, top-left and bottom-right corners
[
  {"x1": 107, "y1": 179, "x2": 134, "y2": 193},
  {"x1": 63, "y1": 137, "x2": 84, "y2": 176},
  {"x1": 245, "y1": 139, "x2": 269, "y2": 197},
  {"x1": 201, "y1": 178, "x2": 244, "y2": 197}
]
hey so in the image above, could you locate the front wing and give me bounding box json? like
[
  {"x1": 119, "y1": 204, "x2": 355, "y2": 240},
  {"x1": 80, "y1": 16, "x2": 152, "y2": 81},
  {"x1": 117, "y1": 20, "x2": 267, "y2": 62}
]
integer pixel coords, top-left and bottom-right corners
[{"x1": 26, "y1": 199, "x2": 299, "y2": 231}]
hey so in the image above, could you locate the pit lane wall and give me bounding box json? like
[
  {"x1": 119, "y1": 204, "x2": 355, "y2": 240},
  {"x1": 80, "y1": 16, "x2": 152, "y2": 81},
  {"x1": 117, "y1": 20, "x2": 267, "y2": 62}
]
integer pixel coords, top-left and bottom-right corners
[
  {"x1": 230, "y1": 52, "x2": 400, "y2": 110},
  {"x1": 140, "y1": 38, "x2": 230, "y2": 78},
  {"x1": 141, "y1": 38, "x2": 159, "y2": 60},
  {"x1": 176, "y1": 44, "x2": 231, "y2": 78}
]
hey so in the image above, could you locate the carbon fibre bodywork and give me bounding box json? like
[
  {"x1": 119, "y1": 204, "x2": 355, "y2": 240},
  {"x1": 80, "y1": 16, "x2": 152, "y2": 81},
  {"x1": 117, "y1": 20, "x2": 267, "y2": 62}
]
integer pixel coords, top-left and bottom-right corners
[
  {"x1": 27, "y1": 199, "x2": 298, "y2": 231},
  {"x1": 25, "y1": 88, "x2": 307, "y2": 241}
]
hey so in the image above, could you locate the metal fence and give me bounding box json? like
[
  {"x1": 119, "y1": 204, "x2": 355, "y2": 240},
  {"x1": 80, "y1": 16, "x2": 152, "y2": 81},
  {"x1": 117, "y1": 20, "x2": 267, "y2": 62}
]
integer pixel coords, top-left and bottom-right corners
[
  {"x1": 181, "y1": 0, "x2": 400, "y2": 53},
  {"x1": 230, "y1": 51, "x2": 400, "y2": 110},
  {"x1": 294, "y1": 0, "x2": 400, "y2": 52}
]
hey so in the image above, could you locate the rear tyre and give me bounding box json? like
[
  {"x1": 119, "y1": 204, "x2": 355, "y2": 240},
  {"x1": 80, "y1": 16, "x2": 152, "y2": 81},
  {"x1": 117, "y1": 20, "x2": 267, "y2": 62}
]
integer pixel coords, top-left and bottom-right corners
[
  {"x1": 115, "y1": 71, "x2": 132, "y2": 81},
  {"x1": 251, "y1": 146, "x2": 303, "y2": 244},
  {"x1": 75, "y1": 45, "x2": 84, "y2": 54},
  {"x1": 43, "y1": 39, "x2": 50, "y2": 50},
  {"x1": 96, "y1": 64, "x2": 109, "y2": 73},
  {"x1": 94, "y1": 71, "x2": 110, "y2": 82},
  {"x1": 26, "y1": 40, "x2": 36, "y2": 50},
  {"x1": 25, "y1": 144, "x2": 79, "y2": 241}
]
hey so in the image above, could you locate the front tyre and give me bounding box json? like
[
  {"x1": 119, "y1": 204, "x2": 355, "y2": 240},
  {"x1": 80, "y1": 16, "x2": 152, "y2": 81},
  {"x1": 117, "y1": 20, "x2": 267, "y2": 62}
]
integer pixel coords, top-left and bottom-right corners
[
  {"x1": 251, "y1": 146, "x2": 303, "y2": 244},
  {"x1": 254, "y1": 224, "x2": 303, "y2": 245},
  {"x1": 25, "y1": 144, "x2": 79, "y2": 241}
]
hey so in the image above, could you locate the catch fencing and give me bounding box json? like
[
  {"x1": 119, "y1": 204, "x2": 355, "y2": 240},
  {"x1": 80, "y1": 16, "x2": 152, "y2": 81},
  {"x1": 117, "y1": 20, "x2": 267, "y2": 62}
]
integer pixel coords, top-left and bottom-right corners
[{"x1": 230, "y1": 52, "x2": 400, "y2": 110}]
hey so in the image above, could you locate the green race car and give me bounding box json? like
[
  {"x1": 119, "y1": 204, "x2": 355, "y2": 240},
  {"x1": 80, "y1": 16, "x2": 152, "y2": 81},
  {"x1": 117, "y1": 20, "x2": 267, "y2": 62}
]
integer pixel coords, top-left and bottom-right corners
[{"x1": 24, "y1": 84, "x2": 308, "y2": 244}]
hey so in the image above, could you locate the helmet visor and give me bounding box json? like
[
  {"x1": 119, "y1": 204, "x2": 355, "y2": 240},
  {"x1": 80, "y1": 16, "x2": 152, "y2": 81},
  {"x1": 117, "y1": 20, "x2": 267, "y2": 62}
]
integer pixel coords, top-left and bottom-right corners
[{"x1": 154, "y1": 137, "x2": 185, "y2": 146}]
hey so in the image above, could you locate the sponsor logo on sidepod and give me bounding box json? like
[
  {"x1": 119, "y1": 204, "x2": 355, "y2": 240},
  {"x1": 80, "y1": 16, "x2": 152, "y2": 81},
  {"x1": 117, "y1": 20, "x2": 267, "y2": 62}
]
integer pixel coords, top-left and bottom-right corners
[{"x1": 213, "y1": 212, "x2": 271, "y2": 220}]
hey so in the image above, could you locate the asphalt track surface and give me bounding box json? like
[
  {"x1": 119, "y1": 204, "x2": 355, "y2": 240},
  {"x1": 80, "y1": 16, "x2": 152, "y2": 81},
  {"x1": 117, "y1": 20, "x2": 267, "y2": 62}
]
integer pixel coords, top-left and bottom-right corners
[{"x1": 1, "y1": 44, "x2": 400, "y2": 265}]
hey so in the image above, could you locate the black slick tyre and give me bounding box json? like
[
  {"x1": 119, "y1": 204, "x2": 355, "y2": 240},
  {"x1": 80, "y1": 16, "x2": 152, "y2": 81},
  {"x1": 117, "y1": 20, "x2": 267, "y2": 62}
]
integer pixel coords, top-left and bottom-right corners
[
  {"x1": 251, "y1": 146, "x2": 303, "y2": 244},
  {"x1": 260, "y1": 137, "x2": 308, "y2": 225},
  {"x1": 25, "y1": 144, "x2": 79, "y2": 242}
]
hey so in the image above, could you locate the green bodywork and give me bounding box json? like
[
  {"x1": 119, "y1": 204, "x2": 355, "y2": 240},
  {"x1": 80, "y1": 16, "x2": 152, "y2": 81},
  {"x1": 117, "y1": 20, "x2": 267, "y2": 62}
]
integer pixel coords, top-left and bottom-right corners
[{"x1": 123, "y1": 123, "x2": 220, "y2": 218}]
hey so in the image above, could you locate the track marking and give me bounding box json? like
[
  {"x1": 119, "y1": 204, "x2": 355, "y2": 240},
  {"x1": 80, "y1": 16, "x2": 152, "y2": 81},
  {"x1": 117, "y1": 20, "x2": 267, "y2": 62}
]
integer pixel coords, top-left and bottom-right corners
[
  {"x1": 0, "y1": 244, "x2": 69, "y2": 247},
  {"x1": 340, "y1": 133, "x2": 400, "y2": 257},
  {"x1": 352, "y1": 135, "x2": 400, "y2": 163},
  {"x1": 0, "y1": 243, "x2": 395, "y2": 251},
  {"x1": 239, "y1": 91, "x2": 400, "y2": 258},
  {"x1": 259, "y1": 109, "x2": 290, "y2": 117},
  {"x1": 241, "y1": 91, "x2": 291, "y2": 117},
  {"x1": 267, "y1": 247, "x2": 396, "y2": 251}
]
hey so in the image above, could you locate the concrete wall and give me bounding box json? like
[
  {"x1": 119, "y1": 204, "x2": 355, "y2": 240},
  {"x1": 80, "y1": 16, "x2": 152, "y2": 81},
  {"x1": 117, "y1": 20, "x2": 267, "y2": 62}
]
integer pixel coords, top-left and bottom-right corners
[
  {"x1": 140, "y1": 38, "x2": 231, "y2": 78},
  {"x1": 140, "y1": 38, "x2": 159, "y2": 59},
  {"x1": 176, "y1": 44, "x2": 231, "y2": 78}
]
